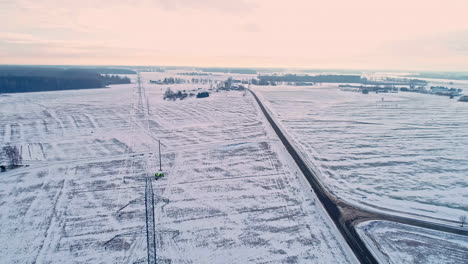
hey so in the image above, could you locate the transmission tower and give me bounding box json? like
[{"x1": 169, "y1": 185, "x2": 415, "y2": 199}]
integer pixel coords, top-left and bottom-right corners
[
  {"x1": 136, "y1": 72, "x2": 146, "y2": 117},
  {"x1": 145, "y1": 177, "x2": 157, "y2": 264}
]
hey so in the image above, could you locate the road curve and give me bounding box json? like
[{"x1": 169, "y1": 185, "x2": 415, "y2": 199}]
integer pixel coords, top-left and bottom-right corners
[{"x1": 249, "y1": 89, "x2": 468, "y2": 264}]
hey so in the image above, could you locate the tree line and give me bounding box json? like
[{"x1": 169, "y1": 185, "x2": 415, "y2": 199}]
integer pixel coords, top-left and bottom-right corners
[
  {"x1": 0, "y1": 67, "x2": 130, "y2": 93},
  {"x1": 257, "y1": 74, "x2": 365, "y2": 85},
  {"x1": 199, "y1": 67, "x2": 257, "y2": 74}
]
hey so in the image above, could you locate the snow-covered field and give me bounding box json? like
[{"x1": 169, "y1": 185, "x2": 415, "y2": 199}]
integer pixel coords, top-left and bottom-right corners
[
  {"x1": 0, "y1": 72, "x2": 357, "y2": 263},
  {"x1": 253, "y1": 85, "x2": 468, "y2": 222},
  {"x1": 356, "y1": 220, "x2": 468, "y2": 264}
]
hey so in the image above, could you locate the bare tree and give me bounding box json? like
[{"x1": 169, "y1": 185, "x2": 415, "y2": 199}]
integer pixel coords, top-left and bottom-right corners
[
  {"x1": 460, "y1": 215, "x2": 467, "y2": 227},
  {"x1": 2, "y1": 145, "x2": 22, "y2": 167}
]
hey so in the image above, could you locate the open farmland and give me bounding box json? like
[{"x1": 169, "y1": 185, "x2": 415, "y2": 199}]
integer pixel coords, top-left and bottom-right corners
[
  {"x1": 356, "y1": 220, "x2": 468, "y2": 264},
  {"x1": 254, "y1": 84, "x2": 468, "y2": 223},
  {"x1": 0, "y1": 73, "x2": 357, "y2": 263}
]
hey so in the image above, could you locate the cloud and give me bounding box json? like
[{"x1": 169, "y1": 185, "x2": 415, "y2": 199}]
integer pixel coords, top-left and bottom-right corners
[
  {"x1": 155, "y1": 0, "x2": 256, "y2": 14},
  {"x1": 240, "y1": 22, "x2": 260, "y2": 33},
  {"x1": 0, "y1": 32, "x2": 39, "y2": 44},
  {"x1": 442, "y1": 30, "x2": 468, "y2": 54},
  {"x1": 0, "y1": 31, "x2": 163, "y2": 61},
  {"x1": 388, "y1": 30, "x2": 468, "y2": 58},
  {"x1": 1, "y1": 0, "x2": 468, "y2": 70}
]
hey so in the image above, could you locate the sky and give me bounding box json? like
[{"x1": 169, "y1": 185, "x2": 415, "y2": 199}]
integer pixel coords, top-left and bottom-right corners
[{"x1": 1, "y1": 0, "x2": 468, "y2": 71}]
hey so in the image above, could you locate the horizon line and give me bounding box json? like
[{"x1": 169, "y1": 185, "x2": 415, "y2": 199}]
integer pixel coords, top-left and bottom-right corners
[{"x1": 1, "y1": 63, "x2": 467, "y2": 74}]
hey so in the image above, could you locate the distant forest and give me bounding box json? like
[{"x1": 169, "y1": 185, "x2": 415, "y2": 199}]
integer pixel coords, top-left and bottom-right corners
[
  {"x1": 177, "y1": 72, "x2": 210, "y2": 76},
  {"x1": 255, "y1": 74, "x2": 428, "y2": 86},
  {"x1": 409, "y1": 73, "x2": 468, "y2": 81},
  {"x1": 257, "y1": 74, "x2": 365, "y2": 85},
  {"x1": 93, "y1": 68, "x2": 137, "y2": 74},
  {"x1": 199, "y1": 68, "x2": 257, "y2": 74},
  {"x1": 0, "y1": 67, "x2": 130, "y2": 93}
]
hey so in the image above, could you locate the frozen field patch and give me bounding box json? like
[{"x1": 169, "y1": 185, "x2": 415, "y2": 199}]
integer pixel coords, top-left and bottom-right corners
[
  {"x1": 255, "y1": 85, "x2": 468, "y2": 222},
  {"x1": 356, "y1": 220, "x2": 468, "y2": 264}
]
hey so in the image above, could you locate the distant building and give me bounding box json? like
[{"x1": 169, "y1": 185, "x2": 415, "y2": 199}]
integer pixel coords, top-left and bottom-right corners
[
  {"x1": 430, "y1": 86, "x2": 463, "y2": 96},
  {"x1": 430, "y1": 86, "x2": 449, "y2": 94}
]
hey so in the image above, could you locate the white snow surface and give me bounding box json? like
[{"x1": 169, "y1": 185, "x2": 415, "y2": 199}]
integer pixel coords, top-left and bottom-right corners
[
  {"x1": 356, "y1": 220, "x2": 468, "y2": 264},
  {"x1": 253, "y1": 84, "x2": 468, "y2": 222},
  {"x1": 0, "y1": 72, "x2": 357, "y2": 263}
]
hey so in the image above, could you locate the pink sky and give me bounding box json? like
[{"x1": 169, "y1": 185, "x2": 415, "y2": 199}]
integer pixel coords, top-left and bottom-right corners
[{"x1": 1, "y1": 0, "x2": 468, "y2": 71}]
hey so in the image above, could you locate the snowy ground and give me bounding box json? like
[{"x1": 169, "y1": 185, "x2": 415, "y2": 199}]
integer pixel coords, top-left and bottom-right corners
[
  {"x1": 253, "y1": 84, "x2": 468, "y2": 223},
  {"x1": 0, "y1": 72, "x2": 357, "y2": 263},
  {"x1": 356, "y1": 220, "x2": 468, "y2": 264}
]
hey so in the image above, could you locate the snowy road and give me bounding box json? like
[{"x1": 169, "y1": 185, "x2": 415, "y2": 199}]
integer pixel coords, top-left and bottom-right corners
[{"x1": 249, "y1": 89, "x2": 377, "y2": 264}]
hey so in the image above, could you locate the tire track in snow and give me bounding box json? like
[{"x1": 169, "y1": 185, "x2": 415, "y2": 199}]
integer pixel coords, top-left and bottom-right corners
[{"x1": 32, "y1": 173, "x2": 68, "y2": 264}]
